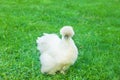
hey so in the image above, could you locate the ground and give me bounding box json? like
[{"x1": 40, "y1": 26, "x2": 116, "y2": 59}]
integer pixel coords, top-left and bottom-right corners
[{"x1": 0, "y1": 0, "x2": 120, "y2": 80}]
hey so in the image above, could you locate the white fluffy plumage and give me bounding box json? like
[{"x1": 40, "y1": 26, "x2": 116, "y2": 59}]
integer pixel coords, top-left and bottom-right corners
[{"x1": 36, "y1": 26, "x2": 78, "y2": 75}]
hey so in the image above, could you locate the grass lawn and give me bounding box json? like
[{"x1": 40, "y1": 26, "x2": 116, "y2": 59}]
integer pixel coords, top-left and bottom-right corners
[{"x1": 0, "y1": 0, "x2": 120, "y2": 80}]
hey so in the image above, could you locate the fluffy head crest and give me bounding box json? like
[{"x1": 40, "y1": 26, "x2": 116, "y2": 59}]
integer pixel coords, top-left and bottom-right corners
[{"x1": 60, "y1": 26, "x2": 74, "y2": 38}]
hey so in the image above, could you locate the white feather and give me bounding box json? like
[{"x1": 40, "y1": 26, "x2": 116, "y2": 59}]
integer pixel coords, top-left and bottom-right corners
[{"x1": 36, "y1": 26, "x2": 78, "y2": 75}]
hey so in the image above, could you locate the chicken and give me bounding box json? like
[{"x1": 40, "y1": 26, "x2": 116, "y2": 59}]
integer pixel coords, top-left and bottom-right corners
[{"x1": 36, "y1": 26, "x2": 78, "y2": 75}]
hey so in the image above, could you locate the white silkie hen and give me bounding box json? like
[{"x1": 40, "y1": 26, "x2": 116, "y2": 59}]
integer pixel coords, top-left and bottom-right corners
[{"x1": 36, "y1": 26, "x2": 78, "y2": 75}]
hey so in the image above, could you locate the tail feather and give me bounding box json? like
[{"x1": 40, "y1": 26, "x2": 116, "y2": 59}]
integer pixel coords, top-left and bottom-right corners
[
  {"x1": 36, "y1": 37, "x2": 48, "y2": 53},
  {"x1": 36, "y1": 34, "x2": 60, "y2": 54}
]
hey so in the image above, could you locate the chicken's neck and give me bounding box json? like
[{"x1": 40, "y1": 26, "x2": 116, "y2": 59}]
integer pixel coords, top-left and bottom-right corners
[{"x1": 62, "y1": 37, "x2": 73, "y2": 46}]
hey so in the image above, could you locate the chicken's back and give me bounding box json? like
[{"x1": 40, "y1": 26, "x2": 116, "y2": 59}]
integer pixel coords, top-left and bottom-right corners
[{"x1": 36, "y1": 33, "x2": 61, "y2": 54}]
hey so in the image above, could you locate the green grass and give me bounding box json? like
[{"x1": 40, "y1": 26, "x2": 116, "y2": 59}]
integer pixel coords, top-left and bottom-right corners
[{"x1": 0, "y1": 0, "x2": 120, "y2": 80}]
